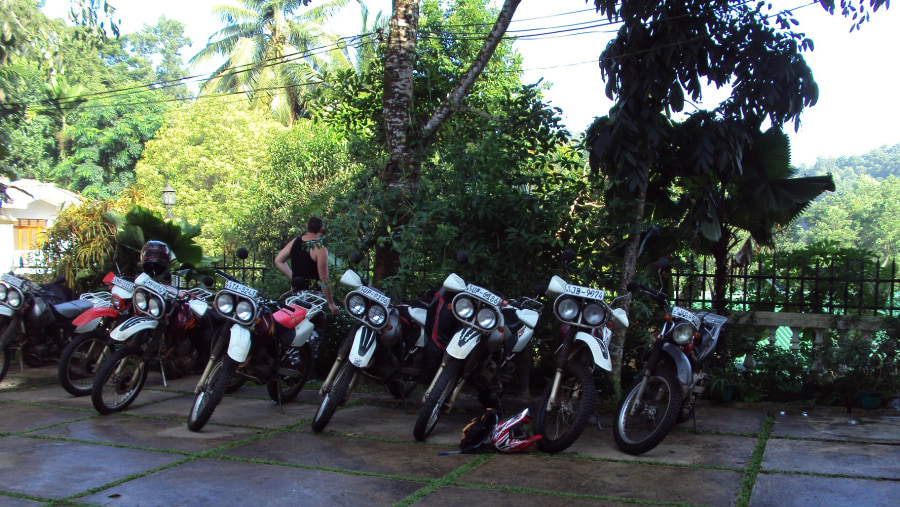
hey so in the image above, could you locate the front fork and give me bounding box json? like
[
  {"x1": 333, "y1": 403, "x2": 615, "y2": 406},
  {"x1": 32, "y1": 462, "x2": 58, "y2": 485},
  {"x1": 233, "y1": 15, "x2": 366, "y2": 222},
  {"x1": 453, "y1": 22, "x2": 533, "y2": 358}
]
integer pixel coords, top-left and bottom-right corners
[
  {"x1": 546, "y1": 327, "x2": 576, "y2": 409},
  {"x1": 628, "y1": 341, "x2": 665, "y2": 416}
]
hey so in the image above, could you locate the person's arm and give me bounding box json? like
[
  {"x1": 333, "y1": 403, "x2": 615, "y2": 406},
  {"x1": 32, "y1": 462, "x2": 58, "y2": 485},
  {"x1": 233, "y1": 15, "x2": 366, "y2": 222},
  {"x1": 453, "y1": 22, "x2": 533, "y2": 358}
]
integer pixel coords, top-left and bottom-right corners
[
  {"x1": 274, "y1": 239, "x2": 295, "y2": 280},
  {"x1": 315, "y1": 246, "x2": 340, "y2": 315}
]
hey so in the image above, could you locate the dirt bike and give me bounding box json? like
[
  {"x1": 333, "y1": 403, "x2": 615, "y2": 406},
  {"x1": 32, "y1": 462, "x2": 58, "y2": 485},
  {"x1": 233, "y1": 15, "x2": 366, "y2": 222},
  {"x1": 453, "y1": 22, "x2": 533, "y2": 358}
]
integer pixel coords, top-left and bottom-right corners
[
  {"x1": 57, "y1": 272, "x2": 136, "y2": 396},
  {"x1": 533, "y1": 273, "x2": 629, "y2": 453},
  {"x1": 612, "y1": 270, "x2": 728, "y2": 455},
  {"x1": 413, "y1": 273, "x2": 542, "y2": 442},
  {"x1": 187, "y1": 272, "x2": 324, "y2": 431},
  {"x1": 0, "y1": 272, "x2": 94, "y2": 382},
  {"x1": 91, "y1": 272, "x2": 213, "y2": 414},
  {"x1": 311, "y1": 268, "x2": 428, "y2": 432}
]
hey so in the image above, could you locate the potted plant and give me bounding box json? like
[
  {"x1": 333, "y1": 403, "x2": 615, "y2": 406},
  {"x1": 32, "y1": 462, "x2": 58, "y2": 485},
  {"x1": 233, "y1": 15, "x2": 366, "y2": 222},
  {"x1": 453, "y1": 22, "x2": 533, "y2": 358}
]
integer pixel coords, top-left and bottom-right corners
[
  {"x1": 821, "y1": 331, "x2": 898, "y2": 411},
  {"x1": 707, "y1": 362, "x2": 745, "y2": 402}
]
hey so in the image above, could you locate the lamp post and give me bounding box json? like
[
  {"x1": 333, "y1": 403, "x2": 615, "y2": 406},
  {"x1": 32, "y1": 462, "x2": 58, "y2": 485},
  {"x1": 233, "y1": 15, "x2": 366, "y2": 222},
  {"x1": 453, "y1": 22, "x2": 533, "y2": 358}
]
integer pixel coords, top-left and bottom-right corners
[{"x1": 161, "y1": 183, "x2": 176, "y2": 219}]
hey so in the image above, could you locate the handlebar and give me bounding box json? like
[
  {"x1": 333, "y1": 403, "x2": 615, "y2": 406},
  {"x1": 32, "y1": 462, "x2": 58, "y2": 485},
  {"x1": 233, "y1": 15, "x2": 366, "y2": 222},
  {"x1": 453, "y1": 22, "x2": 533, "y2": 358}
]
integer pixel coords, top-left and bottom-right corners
[{"x1": 627, "y1": 281, "x2": 670, "y2": 307}]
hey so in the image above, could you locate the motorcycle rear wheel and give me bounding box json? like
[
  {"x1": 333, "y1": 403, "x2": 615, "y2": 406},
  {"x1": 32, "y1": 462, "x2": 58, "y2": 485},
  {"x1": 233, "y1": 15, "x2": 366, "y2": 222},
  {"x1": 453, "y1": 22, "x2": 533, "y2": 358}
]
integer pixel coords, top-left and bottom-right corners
[
  {"x1": 266, "y1": 345, "x2": 312, "y2": 403},
  {"x1": 413, "y1": 359, "x2": 461, "y2": 442},
  {"x1": 311, "y1": 362, "x2": 356, "y2": 433},
  {"x1": 0, "y1": 345, "x2": 10, "y2": 383},
  {"x1": 187, "y1": 356, "x2": 236, "y2": 432},
  {"x1": 534, "y1": 363, "x2": 596, "y2": 454},
  {"x1": 613, "y1": 366, "x2": 682, "y2": 455},
  {"x1": 91, "y1": 345, "x2": 148, "y2": 415},
  {"x1": 58, "y1": 331, "x2": 111, "y2": 397}
]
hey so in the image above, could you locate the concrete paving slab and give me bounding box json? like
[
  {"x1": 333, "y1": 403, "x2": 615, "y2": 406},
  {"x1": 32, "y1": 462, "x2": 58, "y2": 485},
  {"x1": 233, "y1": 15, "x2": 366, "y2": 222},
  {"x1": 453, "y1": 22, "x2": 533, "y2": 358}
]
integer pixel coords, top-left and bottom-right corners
[
  {"x1": 750, "y1": 472, "x2": 900, "y2": 507},
  {"x1": 771, "y1": 409, "x2": 900, "y2": 443},
  {"x1": 75, "y1": 457, "x2": 425, "y2": 506},
  {"x1": 761, "y1": 438, "x2": 900, "y2": 478},
  {"x1": 457, "y1": 454, "x2": 745, "y2": 506},
  {"x1": 307, "y1": 403, "x2": 480, "y2": 446},
  {"x1": 413, "y1": 485, "x2": 661, "y2": 506},
  {"x1": 0, "y1": 494, "x2": 46, "y2": 507},
  {"x1": 677, "y1": 403, "x2": 769, "y2": 434},
  {"x1": 221, "y1": 431, "x2": 472, "y2": 479},
  {"x1": 0, "y1": 436, "x2": 183, "y2": 499},
  {"x1": 31, "y1": 413, "x2": 263, "y2": 453},
  {"x1": 0, "y1": 403, "x2": 91, "y2": 433},
  {"x1": 560, "y1": 424, "x2": 757, "y2": 468},
  {"x1": 146, "y1": 393, "x2": 319, "y2": 429}
]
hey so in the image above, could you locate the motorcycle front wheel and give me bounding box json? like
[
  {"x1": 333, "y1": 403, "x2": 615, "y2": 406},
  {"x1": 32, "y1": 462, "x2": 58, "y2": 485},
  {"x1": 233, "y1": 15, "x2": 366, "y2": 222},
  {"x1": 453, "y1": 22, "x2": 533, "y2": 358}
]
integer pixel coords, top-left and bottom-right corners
[
  {"x1": 266, "y1": 345, "x2": 312, "y2": 403},
  {"x1": 534, "y1": 363, "x2": 596, "y2": 454},
  {"x1": 612, "y1": 366, "x2": 682, "y2": 455},
  {"x1": 0, "y1": 345, "x2": 10, "y2": 383},
  {"x1": 91, "y1": 345, "x2": 148, "y2": 415},
  {"x1": 58, "y1": 331, "x2": 111, "y2": 397},
  {"x1": 187, "y1": 356, "x2": 236, "y2": 432},
  {"x1": 311, "y1": 362, "x2": 357, "y2": 433},
  {"x1": 413, "y1": 359, "x2": 461, "y2": 442}
]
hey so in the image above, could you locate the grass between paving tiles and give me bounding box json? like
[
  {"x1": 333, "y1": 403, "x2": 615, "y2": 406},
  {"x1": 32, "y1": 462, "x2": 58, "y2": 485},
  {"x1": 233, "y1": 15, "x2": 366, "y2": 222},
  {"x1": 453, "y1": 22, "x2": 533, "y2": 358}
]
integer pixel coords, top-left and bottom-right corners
[{"x1": 734, "y1": 414, "x2": 774, "y2": 507}]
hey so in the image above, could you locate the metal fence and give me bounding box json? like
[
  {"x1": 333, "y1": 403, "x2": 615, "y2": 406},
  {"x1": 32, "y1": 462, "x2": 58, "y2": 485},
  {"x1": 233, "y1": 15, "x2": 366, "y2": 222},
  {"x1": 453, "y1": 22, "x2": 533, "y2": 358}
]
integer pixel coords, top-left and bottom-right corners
[{"x1": 669, "y1": 254, "x2": 899, "y2": 317}]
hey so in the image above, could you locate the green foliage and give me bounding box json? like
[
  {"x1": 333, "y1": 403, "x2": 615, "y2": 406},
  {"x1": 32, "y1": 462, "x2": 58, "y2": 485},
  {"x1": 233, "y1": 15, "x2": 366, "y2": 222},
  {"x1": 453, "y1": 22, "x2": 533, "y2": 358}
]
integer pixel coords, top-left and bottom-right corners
[
  {"x1": 743, "y1": 342, "x2": 810, "y2": 402},
  {"x1": 133, "y1": 99, "x2": 285, "y2": 254}
]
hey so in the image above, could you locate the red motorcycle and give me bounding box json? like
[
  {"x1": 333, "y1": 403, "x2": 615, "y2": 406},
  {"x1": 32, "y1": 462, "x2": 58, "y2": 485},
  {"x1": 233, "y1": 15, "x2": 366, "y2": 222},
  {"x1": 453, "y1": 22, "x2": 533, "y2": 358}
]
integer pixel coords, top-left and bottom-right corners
[{"x1": 57, "y1": 272, "x2": 136, "y2": 396}]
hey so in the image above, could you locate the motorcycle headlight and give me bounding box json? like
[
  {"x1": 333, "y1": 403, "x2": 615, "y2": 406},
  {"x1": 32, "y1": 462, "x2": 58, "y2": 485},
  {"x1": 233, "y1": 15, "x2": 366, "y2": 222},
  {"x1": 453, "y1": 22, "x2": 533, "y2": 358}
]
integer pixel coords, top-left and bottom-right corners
[
  {"x1": 347, "y1": 294, "x2": 367, "y2": 317},
  {"x1": 134, "y1": 290, "x2": 149, "y2": 312},
  {"x1": 453, "y1": 296, "x2": 475, "y2": 319},
  {"x1": 671, "y1": 322, "x2": 694, "y2": 345},
  {"x1": 235, "y1": 299, "x2": 256, "y2": 323},
  {"x1": 556, "y1": 297, "x2": 579, "y2": 322},
  {"x1": 476, "y1": 307, "x2": 498, "y2": 330},
  {"x1": 0, "y1": 284, "x2": 7, "y2": 302},
  {"x1": 582, "y1": 302, "x2": 607, "y2": 327},
  {"x1": 148, "y1": 296, "x2": 164, "y2": 318},
  {"x1": 6, "y1": 288, "x2": 23, "y2": 309},
  {"x1": 215, "y1": 293, "x2": 235, "y2": 316},
  {"x1": 367, "y1": 304, "x2": 387, "y2": 327}
]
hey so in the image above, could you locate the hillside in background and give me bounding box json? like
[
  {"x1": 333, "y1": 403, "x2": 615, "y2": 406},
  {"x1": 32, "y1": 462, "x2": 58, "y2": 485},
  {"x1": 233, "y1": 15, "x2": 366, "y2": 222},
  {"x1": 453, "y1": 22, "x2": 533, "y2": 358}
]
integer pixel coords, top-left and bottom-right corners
[{"x1": 799, "y1": 143, "x2": 900, "y2": 191}]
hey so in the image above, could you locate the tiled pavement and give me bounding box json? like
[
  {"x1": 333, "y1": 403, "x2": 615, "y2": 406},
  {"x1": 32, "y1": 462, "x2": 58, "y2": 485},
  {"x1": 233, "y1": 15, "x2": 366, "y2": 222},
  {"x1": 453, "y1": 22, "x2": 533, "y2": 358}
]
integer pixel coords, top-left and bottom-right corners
[{"x1": 2, "y1": 364, "x2": 900, "y2": 506}]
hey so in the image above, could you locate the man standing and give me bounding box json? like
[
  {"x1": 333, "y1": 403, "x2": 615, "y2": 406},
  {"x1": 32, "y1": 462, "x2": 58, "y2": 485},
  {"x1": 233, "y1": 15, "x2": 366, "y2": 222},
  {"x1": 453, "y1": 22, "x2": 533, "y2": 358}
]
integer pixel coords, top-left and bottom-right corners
[{"x1": 275, "y1": 216, "x2": 340, "y2": 316}]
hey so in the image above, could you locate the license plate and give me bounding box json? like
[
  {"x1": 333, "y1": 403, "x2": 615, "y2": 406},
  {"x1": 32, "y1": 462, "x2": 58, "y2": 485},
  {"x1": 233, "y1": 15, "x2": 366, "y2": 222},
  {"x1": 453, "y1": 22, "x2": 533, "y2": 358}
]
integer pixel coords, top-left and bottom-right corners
[
  {"x1": 357, "y1": 285, "x2": 391, "y2": 307},
  {"x1": 225, "y1": 280, "x2": 258, "y2": 299},
  {"x1": 671, "y1": 306, "x2": 701, "y2": 329},
  {"x1": 465, "y1": 284, "x2": 501, "y2": 306},
  {"x1": 564, "y1": 284, "x2": 605, "y2": 301},
  {"x1": 1, "y1": 273, "x2": 24, "y2": 288},
  {"x1": 140, "y1": 277, "x2": 170, "y2": 297},
  {"x1": 110, "y1": 276, "x2": 135, "y2": 293}
]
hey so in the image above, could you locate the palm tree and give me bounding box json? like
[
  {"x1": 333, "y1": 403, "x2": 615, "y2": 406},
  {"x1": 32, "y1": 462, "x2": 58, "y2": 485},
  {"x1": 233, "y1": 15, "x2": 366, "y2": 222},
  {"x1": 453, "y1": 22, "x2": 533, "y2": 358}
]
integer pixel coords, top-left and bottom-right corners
[
  {"x1": 40, "y1": 73, "x2": 85, "y2": 161},
  {"x1": 190, "y1": 0, "x2": 358, "y2": 126},
  {"x1": 675, "y1": 126, "x2": 835, "y2": 315}
]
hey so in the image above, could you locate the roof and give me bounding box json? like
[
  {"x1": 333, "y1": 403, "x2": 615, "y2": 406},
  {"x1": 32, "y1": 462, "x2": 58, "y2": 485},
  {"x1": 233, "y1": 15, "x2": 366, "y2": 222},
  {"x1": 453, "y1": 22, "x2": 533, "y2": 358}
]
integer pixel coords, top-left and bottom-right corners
[{"x1": 0, "y1": 179, "x2": 83, "y2": 210}]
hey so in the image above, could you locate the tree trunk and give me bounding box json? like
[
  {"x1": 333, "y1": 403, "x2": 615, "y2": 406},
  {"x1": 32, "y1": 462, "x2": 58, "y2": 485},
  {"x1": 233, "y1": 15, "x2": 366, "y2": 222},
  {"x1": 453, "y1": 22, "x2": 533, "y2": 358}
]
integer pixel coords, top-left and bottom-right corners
[
  {"x1": 374, "y1": 0, "x2": 522, "y2": 281},
  {"x1": 609, "y1": 190, "x2": 647, "y2": 399}
]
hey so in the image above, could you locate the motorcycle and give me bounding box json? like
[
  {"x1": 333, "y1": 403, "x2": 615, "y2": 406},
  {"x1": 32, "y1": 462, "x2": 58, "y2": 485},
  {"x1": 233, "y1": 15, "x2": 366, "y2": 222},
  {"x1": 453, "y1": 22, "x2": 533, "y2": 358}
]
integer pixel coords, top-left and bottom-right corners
[
  {"x1": 187, "y1": 272, "x2": 324, "y2": 431},
  {"x1": 413, "y1": 274, "x2": 542, "y2": 441},
  {"x1": 0, "y1": 272, "x2": 94, "y2": 383},
  {"x1": 57, "y1": 272, "x2": 136, "y2": 396},
  {"x1": 90, "y1": 272, "x2": 213, "y2": 414},
  {"x1": 533, "y1": 273, "x2": 629, "y2": 453},
  {"x1": 311, "y1": 268, "x2": 428, "y2": 433},
  {"x1": 612, "y1": 269, "x2": 728, "y2": 455}
]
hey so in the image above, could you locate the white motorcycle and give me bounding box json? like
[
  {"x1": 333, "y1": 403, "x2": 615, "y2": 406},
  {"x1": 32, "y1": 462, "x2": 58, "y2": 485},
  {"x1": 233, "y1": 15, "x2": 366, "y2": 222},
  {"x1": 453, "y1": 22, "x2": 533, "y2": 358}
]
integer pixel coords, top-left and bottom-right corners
[
  {"x1": 311, "y1": 268, "x2": 429, "y2": 432},
  {"x1": 413, "y1": 273, "x2": 541, "y2": 441},
  {"x1": 532, "y1": 274, "x2": 629, "y2": 453}
]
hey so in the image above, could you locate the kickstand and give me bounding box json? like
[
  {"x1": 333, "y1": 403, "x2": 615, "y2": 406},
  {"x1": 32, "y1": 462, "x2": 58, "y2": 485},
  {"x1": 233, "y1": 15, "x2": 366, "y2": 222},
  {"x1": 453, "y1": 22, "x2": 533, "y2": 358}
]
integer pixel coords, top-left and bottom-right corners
[
  {"x1": 691, "y1": 405, "x2": 698, "y2": 433},
  {"x1": 159, "y1": 360, "x2": 168, "y2": 387},
  {"x1": 594, "y1": 412, "x2": 603, "y2": 430},
  {"x1": 276, "y1": 380, "x2": 284, "y2": 414}
]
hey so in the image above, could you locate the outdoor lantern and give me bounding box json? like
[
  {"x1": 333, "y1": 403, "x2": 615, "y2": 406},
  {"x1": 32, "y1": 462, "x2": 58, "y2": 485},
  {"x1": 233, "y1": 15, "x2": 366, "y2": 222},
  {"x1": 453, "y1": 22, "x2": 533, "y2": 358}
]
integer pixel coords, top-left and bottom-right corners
[{"x1": 161, "y1": 183, "x2": 176, "y2": 219}]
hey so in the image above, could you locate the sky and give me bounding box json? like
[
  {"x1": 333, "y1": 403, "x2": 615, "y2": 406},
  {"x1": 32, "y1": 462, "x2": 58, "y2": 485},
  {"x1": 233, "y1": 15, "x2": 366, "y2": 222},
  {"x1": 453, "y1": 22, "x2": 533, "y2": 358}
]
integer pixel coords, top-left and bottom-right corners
[{"x1": 41, "y1": 0, "x2": 900, "y2": 167}]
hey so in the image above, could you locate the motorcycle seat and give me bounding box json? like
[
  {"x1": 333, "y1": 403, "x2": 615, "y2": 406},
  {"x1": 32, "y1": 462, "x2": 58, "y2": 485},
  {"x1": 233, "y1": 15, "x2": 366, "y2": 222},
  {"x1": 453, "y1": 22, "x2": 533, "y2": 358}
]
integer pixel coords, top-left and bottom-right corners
[{"x1": 52, "y1": 299, "x2": 96, "y2": 319}]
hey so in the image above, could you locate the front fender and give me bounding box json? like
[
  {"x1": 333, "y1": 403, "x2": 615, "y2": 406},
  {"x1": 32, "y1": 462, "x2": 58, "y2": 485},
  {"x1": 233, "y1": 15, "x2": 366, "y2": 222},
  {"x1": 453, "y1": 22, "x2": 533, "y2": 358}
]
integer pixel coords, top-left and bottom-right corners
[
  {"x1": 574, "y1": 329, "x2": 612, "y2": 371},
  {"x1": 109, "y1": 316, "x2": 159, "y2": 342},
  {"x1": 348, "y1": 326, "x2": 377, "y2": 368},
  {"x1": 0, "y1": 305, "x2": 14, "y2": 317},
  {"x1": 0, "y1": 314, "x2": 24, "y2": 349},
  {"x1": 226, "y1": 324, "x2": 252, "y2": 362},
  {"x1": 661, "y1": 342, "x2": 692, "y2": 386},
  {"x1": 445, "y1": 327, "x2": 482, "y2": 360},
  {"x1": 72, "y1": 306, "x2": 120, "y2": 331}
]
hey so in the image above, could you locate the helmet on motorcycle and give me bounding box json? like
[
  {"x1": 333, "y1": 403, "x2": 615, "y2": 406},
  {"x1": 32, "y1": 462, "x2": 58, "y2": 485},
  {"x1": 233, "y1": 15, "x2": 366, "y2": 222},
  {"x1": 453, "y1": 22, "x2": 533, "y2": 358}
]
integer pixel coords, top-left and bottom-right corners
[
  {"x1": 140, "y1": 240, "x2": 172, "y2": 277},
  {"x1": 489, "y1": 408, "x2": 542, "y2": 453}
]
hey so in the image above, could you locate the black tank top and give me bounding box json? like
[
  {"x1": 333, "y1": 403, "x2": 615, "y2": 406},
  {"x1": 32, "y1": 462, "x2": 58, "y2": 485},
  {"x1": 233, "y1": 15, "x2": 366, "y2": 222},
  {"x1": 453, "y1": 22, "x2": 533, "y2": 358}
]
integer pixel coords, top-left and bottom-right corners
[{"x1": 289, "y1": 238, "x2": 320, "y2": 287}]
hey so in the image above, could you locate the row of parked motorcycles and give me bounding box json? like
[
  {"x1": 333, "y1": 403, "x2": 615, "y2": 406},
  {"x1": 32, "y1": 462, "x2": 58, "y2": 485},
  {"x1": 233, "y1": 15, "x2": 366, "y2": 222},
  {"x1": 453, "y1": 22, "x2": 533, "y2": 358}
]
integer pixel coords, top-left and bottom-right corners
[{"x1": 0, "y1": 246, "x2": 728, "y2": 456}]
